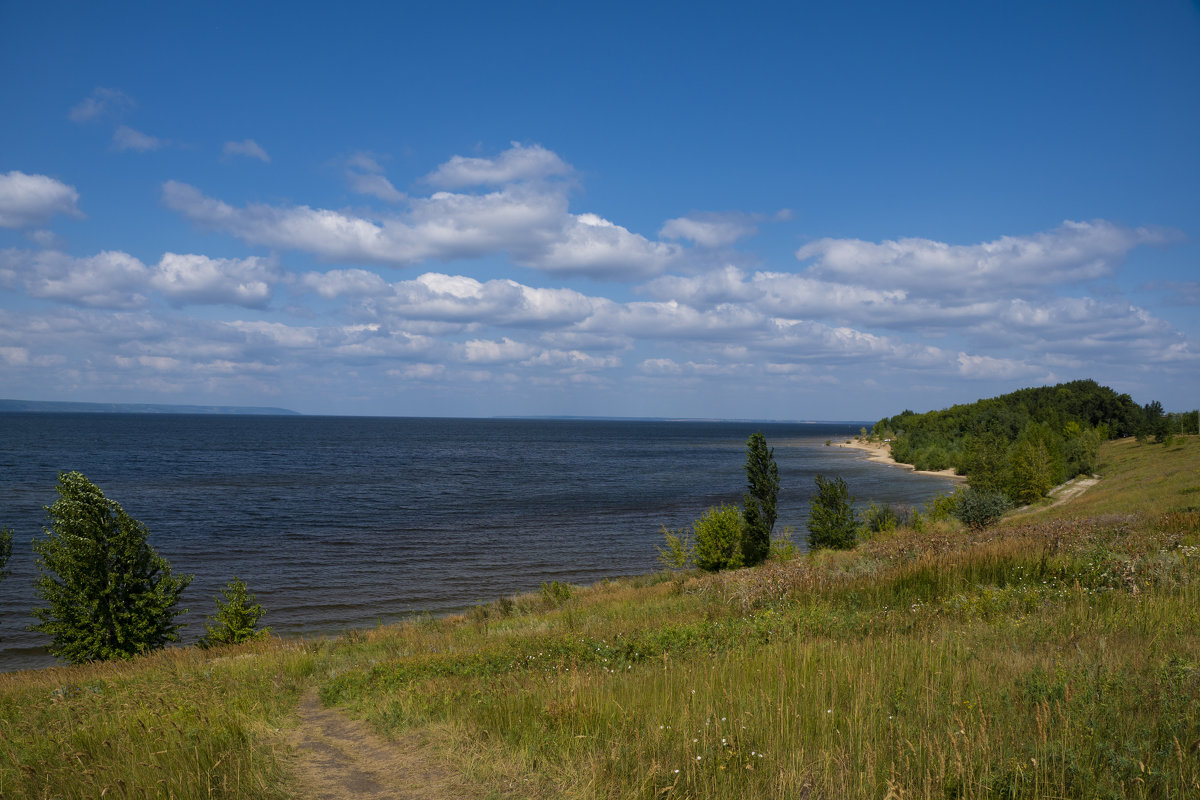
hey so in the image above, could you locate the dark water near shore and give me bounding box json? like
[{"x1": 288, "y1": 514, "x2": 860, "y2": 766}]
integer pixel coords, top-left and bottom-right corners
[{"x1": 0, "y1": 414, "x2": 956, "y2": 671}]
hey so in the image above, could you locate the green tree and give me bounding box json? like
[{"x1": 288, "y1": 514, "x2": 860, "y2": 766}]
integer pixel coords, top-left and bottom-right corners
[
  {"x1": 694, "y1": 504, "x2": 745, "y2": 572},
  {"x1": 740, "y1": 432, "x2": 779, "y2": 566},
  {"x1": 0, "y1": 527, "x2": 10, "y2": 643},
  {"x1": 806, "y1": 475, "x2": 858, "y2": 551},
  {"x1": 953, "y1": 488, "x2": 1010, "y2": 531},
  {"x1": 1006, "y1": 423, "x2": 1062, "y2": 505},
  {"x1": 198, "y1": 577, "x2": 269, "y2": 648},
  {"x1": 0, "y1": 526, "x2": 11, "y2": 585},
  {"x1": 31, "y1": 471, "x2": 192, "y2": 664}
]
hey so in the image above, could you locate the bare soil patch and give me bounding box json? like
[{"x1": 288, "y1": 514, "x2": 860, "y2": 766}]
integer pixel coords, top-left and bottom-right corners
[{"x1": 285, "y1": 690, "x2": 478, "y2": 800}]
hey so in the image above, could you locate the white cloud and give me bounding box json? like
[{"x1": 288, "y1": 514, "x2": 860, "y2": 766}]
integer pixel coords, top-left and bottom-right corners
[
  {"x1": 0, "y1": 346, "x2": 30, "y2": 366},
  {"x1": 223, "y1": 139, "x2": 270, "y2": 163},
  {"x1": 373, "y1": 272, "x2": 600, "y2": 327},
  {"x1": 521, "y1": 349, "x2": 620, "y2": 371},
  {"x1": 0, "y1": 171, "x2": 83, "y2": 228},
  {"x1": 579, "y1": 299, "x2": 762, "y2": 339},
  {"x1": 2, "y1": 248, "x2": 280, "y2": 309},
  {"x1": 16, "y1": 250, "x2": 150, "y2": 308},
  {"x1": 68, "y1": 87, "x2": 134, "y2": 122},
  {"x1": 796, "y1": 220, "x2": 1176, "y2": 299},
  {"x1": 164, "y1": 150, "x2": 681, "y2": 279},
  {"x1": 534, "y1": 213, "x2": 681, "y2": 278},
  {"x1": 151, "y1": 253, "x2": 279, "y2": 307},
  {"x1": 300, "y1": 268, "x2": 390, "y2": 298},
  {"x1": 956, "y1": 353, "x2": 1039, "y2": 380},
  {"x1": 425, "y1": 142, "x2": 570, "y2": 189},
  {"x1": 659, "y1": 213, "x2": 758, "y2": 247},
  {"x1": 344, "y1": 151, "x2": 404, "y2": 203},
  {"x1": 113, "y1": 125, "x2": 163, "y2": 152},
  {"x1": 638, "y1": 357, "x2": 683, "y2": 375},
  {"x1": 349, "y1": 172, "x2": 405, "y2": 203},
  {"x1": 460, "y1": 336, "x2": 538, "y2": 364}
]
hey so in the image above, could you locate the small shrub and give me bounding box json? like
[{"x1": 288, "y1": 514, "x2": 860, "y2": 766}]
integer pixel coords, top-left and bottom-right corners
[
  {"x1": 694, "y1": 503, "x2": 745, "y2": 571},
  {"x1": 863, "y1": 502, "x2": 899, "y2": 534},
  {"x1": 769, "y1": 526, "x2": 797, "y2": 561},
  {"x1": 198, "y1": 577, "x2": 268, "y2": 648},
  {"x1": 953, "y1": 488, "x2": 1011, "y2": 531},
  {"x1": 656, "y1": 525, "x2": 695, "y2": 570},
  {"x1": 540, "y1": 580, "x2": 573, "y2": 607},
  {"x1": 925, "y1": 489, "x2": 962, "y2": 521}
]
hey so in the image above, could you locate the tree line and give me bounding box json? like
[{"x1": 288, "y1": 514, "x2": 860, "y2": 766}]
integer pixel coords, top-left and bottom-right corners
[
  {"x1": 871, "y1": 379, "x2": 1190, "y2": 505},
  {"x1": 1, "y1": 472, "x2": 267, "y2": 665}
]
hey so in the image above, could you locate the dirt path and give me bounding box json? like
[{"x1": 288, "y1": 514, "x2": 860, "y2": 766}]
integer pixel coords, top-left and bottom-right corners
[
  {"x1": 1010, "y1": 475, "x2": 1100, "y2": 516},
  {"x1": 1047, "y1": 475, "x2": 1099, "y2": 507},
  {"x1": 286, "y1": 690, "x2": 478, "y2": 800}
]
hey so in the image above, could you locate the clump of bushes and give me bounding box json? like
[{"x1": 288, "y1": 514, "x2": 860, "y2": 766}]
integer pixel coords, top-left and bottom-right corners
[{"x1": 953, "y1": 488, "x2": 1012, "y2": 531}]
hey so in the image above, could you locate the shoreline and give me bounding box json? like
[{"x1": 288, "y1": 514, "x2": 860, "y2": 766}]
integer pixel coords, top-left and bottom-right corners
[{"x1": 833, "y1": 438, "x2": 967, "y2": 482}]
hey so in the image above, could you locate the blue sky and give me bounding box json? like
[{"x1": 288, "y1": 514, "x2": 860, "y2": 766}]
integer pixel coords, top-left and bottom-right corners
[{"x1": 1, "y1": 1, "x2": 1197, "y2": 419}]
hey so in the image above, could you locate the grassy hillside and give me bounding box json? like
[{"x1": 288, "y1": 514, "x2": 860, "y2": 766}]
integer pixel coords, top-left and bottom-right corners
[{"x1": 2, "y1": 437, "x2": 1198, "y2": 799}]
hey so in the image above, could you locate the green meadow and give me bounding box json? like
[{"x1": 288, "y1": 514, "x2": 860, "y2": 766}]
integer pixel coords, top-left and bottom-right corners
[{"x1": 2, "y1": 436, "x2": 1198, "y2": 799}]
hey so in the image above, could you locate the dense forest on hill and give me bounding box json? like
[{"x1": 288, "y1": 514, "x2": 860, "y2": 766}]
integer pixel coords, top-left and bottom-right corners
[{"x1": 871, "y1": 379, "x2": 1197, "y2": 503}]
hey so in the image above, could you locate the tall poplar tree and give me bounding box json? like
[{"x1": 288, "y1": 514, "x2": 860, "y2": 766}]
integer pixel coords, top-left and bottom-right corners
[
  {"x1": 741, "y1": 432, "x2": 779, "y2": 566},
  {"x1": 32, "y1": 471, "x2": 192, "y2": 664},
  {"x1": 0, "y1": 526, "x2": 11, "y2": 585}
]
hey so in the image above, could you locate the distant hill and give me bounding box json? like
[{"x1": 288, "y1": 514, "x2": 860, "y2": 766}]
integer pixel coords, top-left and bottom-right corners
[{"x1": 0, "y1": 399, "x2": 300, "y2": 416}]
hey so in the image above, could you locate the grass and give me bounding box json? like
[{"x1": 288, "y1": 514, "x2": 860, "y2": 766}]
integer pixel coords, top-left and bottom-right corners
[{"x1": 1, "y1": 436, "x2": 1198, "y2": 798}]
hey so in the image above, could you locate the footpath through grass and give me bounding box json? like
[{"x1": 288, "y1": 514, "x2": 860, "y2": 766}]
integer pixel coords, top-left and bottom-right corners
[{"x1": 2, "y1": 436, "x2": 1198, "y2": 799}]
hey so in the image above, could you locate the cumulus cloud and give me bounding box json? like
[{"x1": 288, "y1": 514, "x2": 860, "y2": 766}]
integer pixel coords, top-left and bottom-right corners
[
  {"x1": 0, "y1": 172, "x2": 83, "y2": 228},
  {"x1": 68, "y1": 87, "x2": 134, "y2": 122},
  {"x1": 13, "y1": 250, "x2": 150, "y2": 308},
  {"x1": 164, "y1": 143, "x2": 682, "y2": 278},
  {"x1": 535, "y1": 213, "x2": 681, "y2": 278},
  {"x1": 151, "y1": 253, "x2": 279, "y2": 307},
  {"x1": 796, "y1": 220, "x2": 1177, "y2": 299},
  {"x1": 300, "y1": 268, "x2": 390, "y2": 298},
  {"x1": 660, "y1": 212, "x2": 759, "y2": 247},
  {"x1": 956, "y1": 353, "x2": 1039, "y2": 380},
  {"x1": 0, "y1": 248, "x2": 281, "y2": 309},
  {"x1": 460, "y1": 336, "x2": 538, "y2": 364},
  {"x1": 223, "y1": 139, "x2": 270, "y2": 163},
  {"x1": 521, "y1": 349, "x2": 620, "y2": 371},
  {"x1": 425, "y1": 142, "x2": 570, "y2": 189},
  {"x1": 113, "y1": 125, "x2": 164, "y2": 152}
]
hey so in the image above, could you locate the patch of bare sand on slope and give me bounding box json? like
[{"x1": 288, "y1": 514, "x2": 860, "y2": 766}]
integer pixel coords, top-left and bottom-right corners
[{"x1": 285, "y1": 690, "x2": 480, "y2": 800}]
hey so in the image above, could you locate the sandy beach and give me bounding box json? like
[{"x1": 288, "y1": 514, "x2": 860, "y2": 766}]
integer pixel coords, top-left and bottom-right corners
[{"x1": 833, "y1": 438, "x2": 967, "y2": 482}]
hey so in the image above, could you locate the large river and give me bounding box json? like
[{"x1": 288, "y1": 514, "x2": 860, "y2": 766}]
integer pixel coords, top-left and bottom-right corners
[{"x1": 0, "y1": 414, "x2": 956, "y2": 671}]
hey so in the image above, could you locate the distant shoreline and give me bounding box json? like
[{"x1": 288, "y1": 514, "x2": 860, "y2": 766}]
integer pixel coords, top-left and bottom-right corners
[
  {"x1": 0, "y1": 399, "x2": 299, "y2": 416},
  {"x1": 833, "y1": 437, "x2": 967, "y2": 482}
]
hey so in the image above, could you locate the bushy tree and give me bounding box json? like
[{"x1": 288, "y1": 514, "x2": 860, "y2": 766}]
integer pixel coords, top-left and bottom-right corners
[
  {"x1": 1007, "y1": 425, "x2": 1061, "y2": 505},
  {"x1": 953, "y1": 488, "x2": 1011, "y2": 531},
  {"x1": 0, "y1": 526, "x2": 11, "y2": 585},
  {"x1": 806, "y1": 475, "x2": 858, "y2": 551},
  {"x1": 740, "y1": 432, "x2": 779, "y2": 566},
  {"x1": 694, "y1": 504, "x2": 745, "y2": 572},
  {"x1": 32, "y1": 471, "x2": 192, "y2": 664},
  {"x1": 198, "y1": 577, "x2": 269, "y2": 648}
]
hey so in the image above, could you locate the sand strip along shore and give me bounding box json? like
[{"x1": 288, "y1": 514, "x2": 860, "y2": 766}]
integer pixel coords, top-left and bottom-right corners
[{"x1": 832, "y1": 438, "x2": 967, "y2": 482}]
